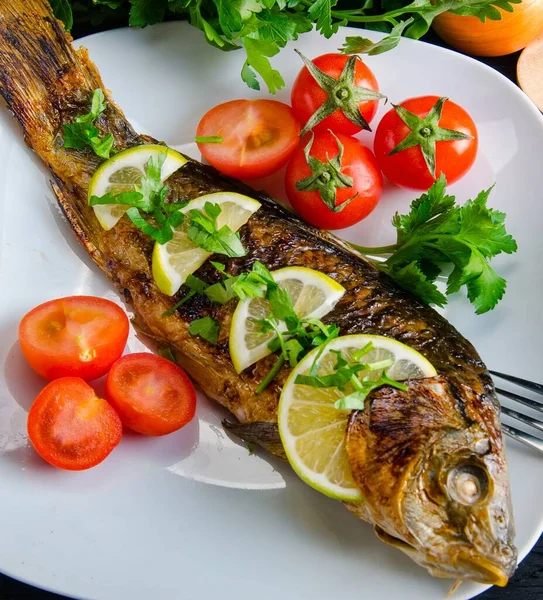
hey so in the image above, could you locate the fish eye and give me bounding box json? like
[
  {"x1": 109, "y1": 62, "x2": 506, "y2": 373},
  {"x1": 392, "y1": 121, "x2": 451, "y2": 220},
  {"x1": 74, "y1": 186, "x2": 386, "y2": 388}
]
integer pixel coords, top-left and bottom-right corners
[{"x1": 447, "y1": 463, "x2": 490, "y2": 506}]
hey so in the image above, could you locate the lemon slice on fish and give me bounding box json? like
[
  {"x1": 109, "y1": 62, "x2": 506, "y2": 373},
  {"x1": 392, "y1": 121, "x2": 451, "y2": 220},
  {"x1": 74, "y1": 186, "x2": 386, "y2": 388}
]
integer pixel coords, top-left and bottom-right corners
[
  {"x1": 88, "y1": 144, "x2": 187, "y2": 230},
  {"x1": 229, "y1": 267, "x2": 345, "y2": 373},
  {"x1": 278, "y1": 334, "x2": 437, "y2": 501},
  {"x1": 152, "y1": 192, "x2": 261, "y2": 296}
]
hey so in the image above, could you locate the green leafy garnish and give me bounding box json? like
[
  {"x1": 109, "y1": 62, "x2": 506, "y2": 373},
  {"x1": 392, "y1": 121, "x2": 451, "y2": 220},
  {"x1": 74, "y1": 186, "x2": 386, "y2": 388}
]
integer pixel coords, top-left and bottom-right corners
[
  {"x1": 353, "y1": 176, "x2": 518, "y2": 314},
  {"x1": 52, "y1": 2, "x2": 522, "y2": 92},
  {"x1": 195, "y1": 136, "x2": 223, "y2": 144},
  {"x1": 188, "y1": 316, "x2": 220, "y2": 345},
  {"x1": 63, "y1": 89, "x2": 115, "y2": 159},
  {"x1": 254, "y1": 282, "x2": 340, "y2": 393},
  {"x1": 295, "y1": 342, "x2": 407, "y2": 410},
  {"x1": 162, "y1": 275, "x2": 209, "y2": 316},
  {"x1": 187, "y1": 202, "x2": 247, "y2": 258},
  {"x1": 90, "y1": 152, "x2": 186, "y2": 243},
  {"x1": 158, "y1": 347, "x2": 177, "y2": 363}
]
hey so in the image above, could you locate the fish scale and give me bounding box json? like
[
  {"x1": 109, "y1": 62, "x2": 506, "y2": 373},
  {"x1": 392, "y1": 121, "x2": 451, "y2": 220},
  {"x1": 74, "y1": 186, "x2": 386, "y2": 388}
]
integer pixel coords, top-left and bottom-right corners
[{"x1": 0, "y1": 0, "x2": 516, "y2": 586}]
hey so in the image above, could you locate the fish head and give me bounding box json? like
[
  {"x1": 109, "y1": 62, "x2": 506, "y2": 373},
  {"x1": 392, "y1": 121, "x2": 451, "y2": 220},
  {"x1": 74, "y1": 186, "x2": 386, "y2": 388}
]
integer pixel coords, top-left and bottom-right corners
[{"x1": 346, "y1": 376, "x2": 517, "y2": 585}]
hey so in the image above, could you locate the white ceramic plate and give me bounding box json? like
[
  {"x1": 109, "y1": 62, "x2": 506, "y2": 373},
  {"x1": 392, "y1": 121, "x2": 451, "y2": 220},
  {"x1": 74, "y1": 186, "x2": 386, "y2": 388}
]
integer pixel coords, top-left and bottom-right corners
[{"x1": 0, "y1": 21, "x2": 542, "y2": 600}]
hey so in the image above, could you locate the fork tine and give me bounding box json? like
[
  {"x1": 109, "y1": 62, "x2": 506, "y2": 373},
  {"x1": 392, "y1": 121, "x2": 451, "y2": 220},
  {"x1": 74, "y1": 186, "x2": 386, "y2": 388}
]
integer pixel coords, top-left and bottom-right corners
[
  {"x1": 495, "y1": 387, "x2": 543, "y2": 414},
  {"x1": 501, "y1": 406, "x2": 543, "y2": 433},
  {"x1": 502, "y1": 423, "x2": 543, "y2": 455},
  {"x1": 490, "y1": 370, "x2": 543, "y2": 394}
]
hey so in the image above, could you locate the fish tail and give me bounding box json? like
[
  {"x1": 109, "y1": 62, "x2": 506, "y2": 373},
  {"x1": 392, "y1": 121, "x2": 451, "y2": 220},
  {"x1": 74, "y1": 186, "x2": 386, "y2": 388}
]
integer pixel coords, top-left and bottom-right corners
[{"x1": 0, "y1": 0, "x2": 139, "y2": 265}]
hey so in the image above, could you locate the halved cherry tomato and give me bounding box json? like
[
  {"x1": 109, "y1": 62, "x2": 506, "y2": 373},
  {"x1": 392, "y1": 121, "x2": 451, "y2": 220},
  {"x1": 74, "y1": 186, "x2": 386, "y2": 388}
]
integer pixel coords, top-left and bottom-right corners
[
  {"x1": 290, "y1": 53, "x2": 383, "y2": 136},
  {"x1": 27, "y1": 377, "x2": 122, "y2": 470},
  {"x1": 19, "y1": 296, "x2": 129, "y2": 381},
  {"x1": 373, "y1": 95, "x2": 478, "y2": 190},
  {"x1": 105, "y1": 353, "x2": 196, "y2": 436},
  {"x1": 285, "y1": 131, "x2": 383, "y2": 230},
  {"x1": 196, "y1": 99, "x2": 300, "y2": 179}
]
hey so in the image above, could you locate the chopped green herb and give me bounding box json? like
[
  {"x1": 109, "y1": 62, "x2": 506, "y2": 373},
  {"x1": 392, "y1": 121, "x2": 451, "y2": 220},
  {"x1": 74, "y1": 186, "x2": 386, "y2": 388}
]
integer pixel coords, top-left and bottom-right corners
[
  {"x1": 63, "y1": 89, "x2": 115, "y2": 159},
  {"x1": 188, "y1": 316, "x2": 220, "y2": 345},
  {"x1": 158, "y1": 347, "x2": 177, "y2": 363},
  {"x1": 90, "y1": 152, "x2": 187, "y2": 244},
  {"x1": 162, "y1": 275, "x2": 209, "y2": 317},
  {"x1": 188, "y1": 202, "x2": 247, "y2": 258},
  {"x1": 295, "y1": 343, "x2": 408, "y2": 410},
  {"x1": 246, "y1": 442, "x2": 255, "y2": 456},
  {"x1": 195, "y1": 136, "x2": 223, "y2": 144}
]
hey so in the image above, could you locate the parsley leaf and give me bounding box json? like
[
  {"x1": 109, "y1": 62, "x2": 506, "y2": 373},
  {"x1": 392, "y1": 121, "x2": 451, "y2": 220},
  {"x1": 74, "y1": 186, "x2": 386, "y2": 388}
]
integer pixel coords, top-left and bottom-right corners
[
  {"x1": 162, "y1": 275, "x2": 209, "y2": 316},
  {"x1": 90, "y1": 151, "x2": 186, "y2": 243},
  {"x1": 50, "y1": 0, "x2": 73, "y2": 31},
  {"x1": 63, "y1": 89, "x2": 115, "y2": 159},
  {"x1": 188, "y1": 316, "x2": 220, "y2": 345},
  {"x1": 129, "y1": 0, "x2": 168, "y2": 27},
  {"x1": 308, "y1": 0, "x2": 341, "y2": 37},
  {"x1": 351, "y1": 175, "x2": 518, "y2": 314},
  {"x1": 187, "y1": 202, "x2": 247, "y2": 258},
  {"x1": 295, "y1": 343, "x2": 407, "y2": 410}
]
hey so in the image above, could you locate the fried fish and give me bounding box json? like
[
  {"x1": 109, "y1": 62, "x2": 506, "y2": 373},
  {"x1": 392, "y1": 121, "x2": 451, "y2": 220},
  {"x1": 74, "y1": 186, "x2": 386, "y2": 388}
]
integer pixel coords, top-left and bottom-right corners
[{"x1": 0, "y1": 0, "x2": 516, "y2": 586}]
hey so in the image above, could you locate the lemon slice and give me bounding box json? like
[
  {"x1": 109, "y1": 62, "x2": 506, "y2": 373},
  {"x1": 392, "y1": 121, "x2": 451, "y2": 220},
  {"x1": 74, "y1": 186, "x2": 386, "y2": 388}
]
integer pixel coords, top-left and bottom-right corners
[
  {"x1": 278, "y1": 334, "x2": 437, "y2": 501},
  {"x1": 88, "y1": 144, "x2": 187, "y2": 230},
  {"x1": 152, "y1": 192, "x2": 261, "y2": 296},
  {"x1": 229, "y1": 267, "x2": 345, "y2": 374}
]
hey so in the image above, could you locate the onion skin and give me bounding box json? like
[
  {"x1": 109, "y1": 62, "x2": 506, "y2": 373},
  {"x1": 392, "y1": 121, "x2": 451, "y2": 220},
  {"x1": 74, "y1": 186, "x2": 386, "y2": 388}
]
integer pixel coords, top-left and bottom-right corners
[{"x1": 432, "y1": 0, "x2": 543, "y2": 57}]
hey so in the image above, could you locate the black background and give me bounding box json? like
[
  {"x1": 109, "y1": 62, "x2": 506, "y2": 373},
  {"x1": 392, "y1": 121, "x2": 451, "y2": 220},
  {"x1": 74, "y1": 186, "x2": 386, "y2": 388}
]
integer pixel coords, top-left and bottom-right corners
[{"x1": 1, "y1": 15, "x2": 542, "y2": 600}]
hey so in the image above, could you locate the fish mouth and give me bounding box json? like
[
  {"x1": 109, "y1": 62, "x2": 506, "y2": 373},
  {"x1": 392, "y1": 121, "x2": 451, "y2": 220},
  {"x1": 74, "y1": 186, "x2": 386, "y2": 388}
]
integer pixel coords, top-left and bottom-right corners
[{"x1": 454, "y1": 554, "x2": 512, "y2": 587}]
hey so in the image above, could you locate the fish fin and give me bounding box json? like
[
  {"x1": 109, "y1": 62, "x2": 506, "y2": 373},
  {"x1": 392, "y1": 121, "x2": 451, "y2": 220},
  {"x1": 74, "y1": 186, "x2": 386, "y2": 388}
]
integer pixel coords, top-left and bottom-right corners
[
  {"x1": 51, "y1": 177, "x2": 105, "y2": 270},
  {"x1": 345, "y1": 376, "x2": 466, "y2": 543},
  {"x1": 222, "y1": 419, "x2": 286, "y2": 459}
]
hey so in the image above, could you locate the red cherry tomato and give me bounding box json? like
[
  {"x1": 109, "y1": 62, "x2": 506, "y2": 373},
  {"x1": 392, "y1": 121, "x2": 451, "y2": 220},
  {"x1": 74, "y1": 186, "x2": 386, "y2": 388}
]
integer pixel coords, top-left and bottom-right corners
[
  {"x1": 196, "y1": 99, "x2": 300, "y2": 179},
  {"x1": 373, "y1": 95, "x2": 478, "y2": 190},
  {"x1": 27, "y1": 377, "x2": 122, "y2": 471},
  {"x1": 19, "y1": 296, "x2": 129, "y2": 381},
  {"x1": 285, "y1": 131, "x2": 383, "y2": 230},
  {"x1": 291, "y1": 53, "x2": 381, "y2": 136},
  {"x1": 105, "y1": 353, "x2": 196, "y2": 436}
]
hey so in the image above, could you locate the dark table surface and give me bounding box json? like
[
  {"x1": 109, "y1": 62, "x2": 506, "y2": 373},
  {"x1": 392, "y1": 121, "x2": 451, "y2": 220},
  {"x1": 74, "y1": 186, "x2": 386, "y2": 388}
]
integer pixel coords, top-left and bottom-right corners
[{"x1": 1, "y1": 18, "x2": 542, "y2": 600}]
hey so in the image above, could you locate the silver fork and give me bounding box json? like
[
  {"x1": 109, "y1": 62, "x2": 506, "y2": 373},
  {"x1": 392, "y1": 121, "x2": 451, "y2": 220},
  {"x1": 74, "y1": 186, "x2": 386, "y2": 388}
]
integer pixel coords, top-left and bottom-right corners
[{"x1": 490, "y1": 370, "x2": 543, "y2": 454}]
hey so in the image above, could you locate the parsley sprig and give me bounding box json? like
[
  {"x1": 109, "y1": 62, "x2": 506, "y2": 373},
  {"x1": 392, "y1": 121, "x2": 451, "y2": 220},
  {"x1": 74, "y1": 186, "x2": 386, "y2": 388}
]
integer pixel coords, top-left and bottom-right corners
[
  {"x1": 90, "y1": 152, "x2": 186, "y2": 243},
  {"x1": 352, "y1": 176, "x2": 518, "y2": 314},
  {"x1": 63, "y1": 89, "x2": 115, "y2": 159},
  {"x1": 54, "y1": 2, "x2": 521, "y2": 94},
  {"x1": 188, "y1": 203, "x2": 247, "y2": 258},
  {"x1": 295, "y1": 342, "x2": 407, "y2": 410}
]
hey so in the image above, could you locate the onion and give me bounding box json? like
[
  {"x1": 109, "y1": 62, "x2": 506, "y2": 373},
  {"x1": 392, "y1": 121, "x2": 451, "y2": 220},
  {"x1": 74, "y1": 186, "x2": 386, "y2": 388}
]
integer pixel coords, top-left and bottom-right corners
[
  {"x1": 432, "y1": 0, "x2": 543, "y2": 57},
  {"x1": 518, "y1": 32, "x2": 543, "y2": 111}
]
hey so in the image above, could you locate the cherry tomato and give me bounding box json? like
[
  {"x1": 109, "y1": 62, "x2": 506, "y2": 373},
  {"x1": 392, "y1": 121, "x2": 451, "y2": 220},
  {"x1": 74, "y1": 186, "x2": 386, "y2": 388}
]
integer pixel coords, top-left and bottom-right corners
[
  {"x1": 373, "y1": 95, "x2": 478, "y2": 190},
  {"x1": 285, "y1": 131, "x2": 383, "y2": 230},
  {"x1": 19, "y1": 296, "x2": 129, "y2": 381},
  {"x1": 196, "y1": 99, "x2": 300, "y2": 179},
  {"x1": 105, "y1": 353, "x2": 196, "y2": 436},
  {"x1": 27, "y1": 377, "x2": 122, "y2": 470},
  {"x1": 291, "y1": 53, "x2": 382, "y2": 136}
]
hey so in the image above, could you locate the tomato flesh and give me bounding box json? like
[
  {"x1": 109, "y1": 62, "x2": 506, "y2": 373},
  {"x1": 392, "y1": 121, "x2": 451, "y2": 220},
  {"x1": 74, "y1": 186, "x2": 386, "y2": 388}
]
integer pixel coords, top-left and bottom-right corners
[
  {"x1": 196, "y1": 99, "x2": 300, "y2": 179},
  {"x1": 105, "y1": 353, "x2": 196, "y2": 436},
  {"x1": 373, "y1": 95, "x2": 478, "y2": 190},
  {"x1": 291, "y1": 53, "x2": 380, "y2": 136},
  {"x1": 27, "y1": 377, "x2": 122, "y2": 470},
  {"x1": 285, "y1": 132, "x2": 383, "y2": 230},
  {"x1": 19, "y1": 296, "x2": 129, "y2": 381}
]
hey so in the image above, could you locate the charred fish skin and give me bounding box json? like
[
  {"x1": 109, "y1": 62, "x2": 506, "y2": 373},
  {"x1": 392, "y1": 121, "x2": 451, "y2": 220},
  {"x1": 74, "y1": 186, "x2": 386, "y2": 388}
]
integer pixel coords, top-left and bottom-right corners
[{"x1": 0, "y1": 0, "x2": 517, "y2": 585}]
